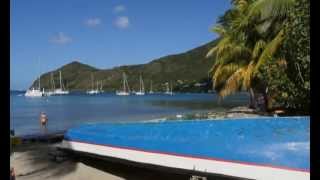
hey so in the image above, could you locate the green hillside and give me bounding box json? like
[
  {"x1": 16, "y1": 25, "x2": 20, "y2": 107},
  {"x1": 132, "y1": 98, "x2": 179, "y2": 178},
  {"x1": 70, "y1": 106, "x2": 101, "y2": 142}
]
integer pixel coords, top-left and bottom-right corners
[{"x1": 32, "y1": 39, "x2": 218, "y2": 92}]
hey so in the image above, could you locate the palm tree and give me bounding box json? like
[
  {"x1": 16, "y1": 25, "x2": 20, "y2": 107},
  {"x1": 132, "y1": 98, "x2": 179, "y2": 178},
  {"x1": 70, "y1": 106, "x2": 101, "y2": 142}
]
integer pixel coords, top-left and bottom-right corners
[{"x1": 207, "y1": 0, "x2": 294, "y2": 110}]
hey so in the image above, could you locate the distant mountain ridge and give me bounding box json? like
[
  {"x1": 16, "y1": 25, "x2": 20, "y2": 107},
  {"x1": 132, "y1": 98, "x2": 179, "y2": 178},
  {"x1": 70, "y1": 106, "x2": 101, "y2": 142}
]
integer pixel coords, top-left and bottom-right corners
[{"x1": 32, "y1": 39, "x2": 218, "y2": 92}]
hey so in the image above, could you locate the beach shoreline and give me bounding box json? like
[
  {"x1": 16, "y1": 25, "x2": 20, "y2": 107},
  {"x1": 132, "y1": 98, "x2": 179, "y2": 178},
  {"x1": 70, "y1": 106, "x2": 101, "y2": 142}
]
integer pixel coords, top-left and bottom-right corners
[{"x1": 164, "y1": 106, "x2": 267, "y2": 121}]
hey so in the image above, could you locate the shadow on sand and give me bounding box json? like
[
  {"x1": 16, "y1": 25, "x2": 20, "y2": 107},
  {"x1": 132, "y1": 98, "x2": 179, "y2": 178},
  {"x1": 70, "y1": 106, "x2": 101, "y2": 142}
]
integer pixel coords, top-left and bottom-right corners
[
  {"x1": 11, "y1": 142, "x2": 245, "y2": 180},
  {"x1": 11, "y1": 142, "x2": 78, "y2": 179}
]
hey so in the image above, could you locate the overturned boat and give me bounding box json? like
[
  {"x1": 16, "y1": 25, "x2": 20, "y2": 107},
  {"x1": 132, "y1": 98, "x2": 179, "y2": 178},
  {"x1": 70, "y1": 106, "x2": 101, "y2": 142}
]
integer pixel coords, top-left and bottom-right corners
[{"x1": 61, "y1": 116, "x2": 309, "y2": 180}]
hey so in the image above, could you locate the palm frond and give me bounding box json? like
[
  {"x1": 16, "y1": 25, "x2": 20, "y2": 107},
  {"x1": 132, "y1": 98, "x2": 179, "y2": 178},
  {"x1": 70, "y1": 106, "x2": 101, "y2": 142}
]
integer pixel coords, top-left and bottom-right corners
[
  {"x1": 252, "y1": 39, "x2": 266, "y2": 59},
  {"x1": 206, "y1": 46, "x2": 217, "y2": 58},
  {"x1": 248, "y1": 0, "x2": 295, "y2": 20},
  {"x1": 255, "y1": 20, "x2": 273, "y2": 34},
  {"x1": 219, "y1": 67, "x2": 245, "y2": 97},
  {"x1": 212, "y1": 63, "x2": 242, "y2": 89},
  {"x1": 211, "y1": 38, "x2": 251, "y2": 65},
  {"x1": 209, "y1": 63, "x2": 219, "y2": 75},
  {"x1": 230, "y1": 42, "x2": 251, "y2": 59},
  {"x1": 254, "y1": 29, "x2": 285, "y2": 73},
  {"x1": 211, "y1": 25, "x2": 227, "y2": 36},
  {"x1": 212, "y1": 64, "x2": 223, "y2": 85},
  {"x1": 234, "y1": 0, "x2": 249, "y2": 12},
  {"x1": 243, "y1": 61, "x2": 255, "y2": 89},
  {"x1": 232, "y1": 15, "x2": 250, "y2": 32},
  {"x1": 211, "y1": 37, "x2": 233, "y2": 60}
]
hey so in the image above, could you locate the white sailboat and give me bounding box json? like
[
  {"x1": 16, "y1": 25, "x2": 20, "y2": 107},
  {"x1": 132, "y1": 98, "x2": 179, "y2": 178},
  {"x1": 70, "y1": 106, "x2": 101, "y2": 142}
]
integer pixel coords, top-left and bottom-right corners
[
  {"x1": 54, "y1": 71, "x2": 69, "y2": 95},
  {"x1": 87, "y1": 73, "x2": 98, "y2": 94},
  {"x1": 25, "y1": 60, "x2": 44, "y2": 97},
  {"x1": 164, "y1": 81, "x2": 173, "y2": 95},
  {"x1": 25, "y1": 88, "x2": 44, "y2": 97},
  {"x1": 25, "y1": 86, "x2": 44, "y2": 97},
  {"x1": 135, "y1": 75, "x2": 145, "y2": 95},
  {"x1": 149, "y1": 80, "x2": 154, "y2": 94},
  {"x1": 116, "y1": 72, "x2": 130, "y2": 96}
]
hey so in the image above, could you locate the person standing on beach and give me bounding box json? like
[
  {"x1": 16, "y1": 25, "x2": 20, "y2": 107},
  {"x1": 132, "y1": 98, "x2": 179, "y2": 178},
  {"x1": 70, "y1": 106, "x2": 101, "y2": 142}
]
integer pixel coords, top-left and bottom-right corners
[{"x1": 39, "y1": 112, "x2": 48, "y2": 133}]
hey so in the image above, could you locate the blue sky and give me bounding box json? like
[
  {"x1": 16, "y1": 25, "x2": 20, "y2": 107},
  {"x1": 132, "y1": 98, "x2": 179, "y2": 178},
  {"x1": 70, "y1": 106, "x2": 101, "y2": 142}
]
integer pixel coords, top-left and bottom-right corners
[{"x1": 10, "y1": 0, "x2": 231, "y2": 90}]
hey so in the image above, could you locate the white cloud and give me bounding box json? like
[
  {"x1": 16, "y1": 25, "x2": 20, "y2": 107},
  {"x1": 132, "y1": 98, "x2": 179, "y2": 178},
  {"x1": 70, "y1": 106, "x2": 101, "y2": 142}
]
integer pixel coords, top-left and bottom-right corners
[
  {"x1": 85, "y1": 18, "x2": 102, "y2": 27},
  {"x1": 114, "y1": 5, "x2": 126, "y2": 13},
  {"x1": 114, "y1": 16, "x2": 129, "y2": 29},
  {"x1": 49, "y1": 32, "x2": 72, "y2": 44}
]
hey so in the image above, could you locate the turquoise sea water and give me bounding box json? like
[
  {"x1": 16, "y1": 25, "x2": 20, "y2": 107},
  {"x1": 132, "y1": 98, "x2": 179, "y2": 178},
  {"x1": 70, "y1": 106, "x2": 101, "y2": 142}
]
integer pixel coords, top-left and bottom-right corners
[{"x1": 10, "y1": 91, "x2": 249, "y2": 135}]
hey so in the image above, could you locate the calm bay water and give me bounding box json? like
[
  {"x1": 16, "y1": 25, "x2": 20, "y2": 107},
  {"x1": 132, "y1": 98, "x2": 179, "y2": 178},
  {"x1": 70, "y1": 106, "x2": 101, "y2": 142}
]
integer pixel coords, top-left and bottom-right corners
[{"x1": 10, "y1": 92, "x2": 249, "y2": 135}]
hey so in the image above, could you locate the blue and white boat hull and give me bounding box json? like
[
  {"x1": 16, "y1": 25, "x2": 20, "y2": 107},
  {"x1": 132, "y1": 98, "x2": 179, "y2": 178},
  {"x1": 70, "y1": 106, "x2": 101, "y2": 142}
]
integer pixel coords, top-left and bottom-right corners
[{"x1": 61, "y1": 116, "x2": 310, "y2": 180}]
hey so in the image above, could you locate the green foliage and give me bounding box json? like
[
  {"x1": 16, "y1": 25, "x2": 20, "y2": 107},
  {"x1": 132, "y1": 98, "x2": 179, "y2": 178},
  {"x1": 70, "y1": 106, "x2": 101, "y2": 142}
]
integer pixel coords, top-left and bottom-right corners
[
  {"x1": 257, "y1": 0, "x2": 310, "y2": 113},
  {"x1": 207, "y1": 0, "x2": 289, "y2": 98},
  {"x1": 207, "y1": 0, "x2": 310, "y2": 113},
  {"x1": 279, "y1": 0, "x2": 310, "y2": 113}
]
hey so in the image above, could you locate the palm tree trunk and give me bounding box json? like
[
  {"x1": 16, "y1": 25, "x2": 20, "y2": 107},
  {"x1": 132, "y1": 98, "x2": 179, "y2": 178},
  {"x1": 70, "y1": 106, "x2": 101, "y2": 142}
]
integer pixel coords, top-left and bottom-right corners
[
  {"x1": 249, "y1": 88, "x2": 256, "y2": 109},
  {"x1": 263, "y1": 87, "x2": 270, "y2": 112}
]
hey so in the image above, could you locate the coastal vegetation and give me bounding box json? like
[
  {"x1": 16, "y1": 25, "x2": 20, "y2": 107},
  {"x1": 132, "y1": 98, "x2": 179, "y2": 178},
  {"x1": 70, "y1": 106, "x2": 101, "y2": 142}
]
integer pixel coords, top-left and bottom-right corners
[
  {"x1": 206, "y1": 0, "x2": 310, "y2": 114},
  {"x1": 33, "y1": 40, "x2": 218, "y2": 93}
]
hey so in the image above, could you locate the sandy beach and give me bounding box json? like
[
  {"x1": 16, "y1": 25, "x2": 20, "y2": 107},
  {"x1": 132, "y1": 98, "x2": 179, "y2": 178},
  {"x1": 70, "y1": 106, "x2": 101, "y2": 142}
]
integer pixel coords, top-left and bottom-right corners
[
  {"x1": 10, "y1": 142, "x2": 180, "y2": 180},
  {"x1": 11, "y1": 142, "x2": 238, "y2": 180}
]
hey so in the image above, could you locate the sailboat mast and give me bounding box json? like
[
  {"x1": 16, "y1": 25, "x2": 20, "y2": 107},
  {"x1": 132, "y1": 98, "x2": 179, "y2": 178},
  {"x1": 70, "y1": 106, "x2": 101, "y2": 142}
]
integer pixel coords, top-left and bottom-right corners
[
  {"x1": 140, "y1": 75, "x2": 142, "y2": 92},
  {"x1": 59, "y1": 71, "x2": 62, "y2": 89},
  {"x1": 125, "y1": 73, "x2": 130, "y2": 92},
  {"x1": 38, "y1": 58, "x2": 41, "y2": 90},
  {"x1": 142, "y1": 76, "x2": 144, "y2": 91},
  {"x1": 123, "y1": 73, "x2": 126, "y2": 92},
  {"x1": 51, "y1": 72, "x2": 55, "y2": 90},
  {"x1": 91, "y1": 73, "x2": 94, "y2": 90},
  {"x1": 150, "y1": 80, "x2": 152, "y2": 92}
]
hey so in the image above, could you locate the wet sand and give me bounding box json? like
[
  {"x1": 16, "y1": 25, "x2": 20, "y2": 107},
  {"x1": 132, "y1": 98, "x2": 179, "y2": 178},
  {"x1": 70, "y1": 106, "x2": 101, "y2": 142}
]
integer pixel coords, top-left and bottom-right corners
[{"x1": 10, "y1": 142, "x2": 237, "y2": 180}]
